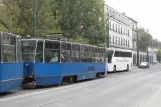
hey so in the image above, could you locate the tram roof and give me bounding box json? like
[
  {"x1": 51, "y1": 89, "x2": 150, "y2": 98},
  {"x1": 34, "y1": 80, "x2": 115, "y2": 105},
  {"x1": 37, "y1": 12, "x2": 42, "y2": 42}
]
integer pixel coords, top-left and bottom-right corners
[
  {"x1": 21, "y1": 38, "x2": 105, "y2": 49},
  {"x1": 0, "y1": 31, "x2": 21, "y2": 38}
]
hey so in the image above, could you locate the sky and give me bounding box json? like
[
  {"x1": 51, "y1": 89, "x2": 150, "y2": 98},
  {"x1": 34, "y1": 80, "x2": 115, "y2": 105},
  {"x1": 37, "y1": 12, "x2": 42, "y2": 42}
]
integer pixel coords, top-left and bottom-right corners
[{"x1": 105, "y1": 0, "x2": 161, "y2": 41}]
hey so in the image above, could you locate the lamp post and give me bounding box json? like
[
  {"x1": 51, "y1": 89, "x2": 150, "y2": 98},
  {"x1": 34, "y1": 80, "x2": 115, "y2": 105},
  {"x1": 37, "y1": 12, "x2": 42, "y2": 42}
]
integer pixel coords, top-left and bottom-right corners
[
  {"x1": 106, "y1": 13, "x2": 110, "y2": 48},
  {"x1": 33, "y1": 0, "x2": 37, "y2": 38},
  {"x1": 136, "y1": 31, "x2": 139, "y2": 67}
]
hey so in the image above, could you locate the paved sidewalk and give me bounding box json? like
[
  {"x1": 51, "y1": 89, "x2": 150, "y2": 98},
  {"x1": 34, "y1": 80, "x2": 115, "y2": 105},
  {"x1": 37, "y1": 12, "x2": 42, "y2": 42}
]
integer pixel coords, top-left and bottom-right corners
[{"x1": 140, "y1": 86, "x2": 161, "y2": 107}]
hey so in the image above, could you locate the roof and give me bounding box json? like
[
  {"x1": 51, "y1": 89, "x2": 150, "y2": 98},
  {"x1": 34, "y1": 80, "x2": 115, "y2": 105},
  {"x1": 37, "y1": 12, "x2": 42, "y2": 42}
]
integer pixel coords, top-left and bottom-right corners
[
  {"x1": 0, "y1": 31, "x2": 21, "y2": 38},
  {"x1": 21, "y1": 38, "x2": 105, "y2": 48},
  {"x1": 105, "y1": 4, "x2": 138, "y2": 23}
]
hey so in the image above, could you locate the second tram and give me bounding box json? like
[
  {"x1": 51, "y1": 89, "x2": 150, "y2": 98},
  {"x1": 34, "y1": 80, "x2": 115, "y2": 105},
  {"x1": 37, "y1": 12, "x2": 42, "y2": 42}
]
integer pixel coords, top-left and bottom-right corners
[{"x1": 21, "y1": 38, "x2": 107, "y2": 87}]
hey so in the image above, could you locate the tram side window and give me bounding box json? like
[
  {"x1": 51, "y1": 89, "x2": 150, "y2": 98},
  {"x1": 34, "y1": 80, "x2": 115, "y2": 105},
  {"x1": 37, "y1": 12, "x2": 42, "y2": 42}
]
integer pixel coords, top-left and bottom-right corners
[
  {"x1": 45, "y1": 41, "x2": 60, "y2": 63},
  {"x1": 80, "y1": 45, "x2": 87, "y2": 62},
  {"x1": 100, "y1": 48, "x2": 105, "y2": 62},
  {"x1": 17, "y1": 37, "x2": 22, "y2": 61},
  {"x1": 61, "y1": 42, "x2": 71, "y2": 62},
  {"x1": 35, "y1": 41, "x2": 43, "y2": 62},
  {"x1": 95, "y1": 48, "x2": 101, "y2": 62},
  {"x1": 87, "y1": 46, "x2": 94, "y2": 62},
  {"x1": 71, "y1": 44, "x2": 80, "y2": 62},
  {"x1": 2, "y1": 35, "x2": 16, "y2": 62},
  {"x1": 3, "y1": 35, "x2": 9, "y2": 44}
]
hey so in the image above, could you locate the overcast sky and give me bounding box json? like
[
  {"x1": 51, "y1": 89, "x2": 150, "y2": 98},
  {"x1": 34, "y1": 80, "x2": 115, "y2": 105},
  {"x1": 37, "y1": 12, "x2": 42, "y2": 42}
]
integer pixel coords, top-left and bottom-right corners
[{"x1": 105, "y1": 0, "x2": 161, "y2": 41}]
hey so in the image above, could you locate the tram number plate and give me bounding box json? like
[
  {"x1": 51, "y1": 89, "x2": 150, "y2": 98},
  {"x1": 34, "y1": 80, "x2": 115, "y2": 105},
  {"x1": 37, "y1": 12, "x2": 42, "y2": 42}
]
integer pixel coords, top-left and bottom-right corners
[{"x1": 88, "y1": 66, "x2": 94, "y2": 71}]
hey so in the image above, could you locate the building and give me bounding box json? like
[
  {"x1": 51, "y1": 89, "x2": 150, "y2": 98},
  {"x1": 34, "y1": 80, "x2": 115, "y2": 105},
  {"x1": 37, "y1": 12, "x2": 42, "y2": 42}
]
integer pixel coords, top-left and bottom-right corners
[
  {"x1": 104, "y1": 4, "x2": 157, "y2": 65},
  {"x1": 105, "y1": 5, "x2": 133, "y2": 50}
]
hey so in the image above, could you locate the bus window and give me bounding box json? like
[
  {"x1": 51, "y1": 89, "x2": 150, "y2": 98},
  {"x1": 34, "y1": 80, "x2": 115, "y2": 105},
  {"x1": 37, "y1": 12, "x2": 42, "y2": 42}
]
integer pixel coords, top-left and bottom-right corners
[
  {"x1": 35, "y1": 41, "x2": 43, "y2": 62},
  {"x1": 61, "y1": 42, "x2": 71, "y2": 62},
  {"x1": 22, "y1": 40, "x2": 36, "y2": 62},
  {"x1": 107, "y1": 50, "x2": 114, "y2": 63},
  {"x1": 45, "y1": 41, "x2": 60, "y2": 63}
]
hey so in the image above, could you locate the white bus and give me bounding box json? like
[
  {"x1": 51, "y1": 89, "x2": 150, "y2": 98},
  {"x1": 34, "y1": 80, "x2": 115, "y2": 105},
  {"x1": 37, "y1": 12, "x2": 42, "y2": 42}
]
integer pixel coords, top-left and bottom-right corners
[{"x1": 107, "y1": 48, "x2": 133, "y2": 72}]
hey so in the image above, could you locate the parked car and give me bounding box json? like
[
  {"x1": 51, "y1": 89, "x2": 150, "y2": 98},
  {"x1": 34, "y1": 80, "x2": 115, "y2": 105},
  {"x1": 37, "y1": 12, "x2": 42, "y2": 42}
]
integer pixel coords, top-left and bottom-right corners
[{"x1": 139, "y1": 62, "x2": 149, "y2": 68}]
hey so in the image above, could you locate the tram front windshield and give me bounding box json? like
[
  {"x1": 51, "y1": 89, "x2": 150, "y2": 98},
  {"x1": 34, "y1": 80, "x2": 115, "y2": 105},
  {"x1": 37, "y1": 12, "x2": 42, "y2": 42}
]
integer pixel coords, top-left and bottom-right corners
[
  {"x1": 107, "y1": 50, "x2": 114, "y2": 63},
  {"x1": 22, "y1": 40, "x2": 36, "y2": 62}
]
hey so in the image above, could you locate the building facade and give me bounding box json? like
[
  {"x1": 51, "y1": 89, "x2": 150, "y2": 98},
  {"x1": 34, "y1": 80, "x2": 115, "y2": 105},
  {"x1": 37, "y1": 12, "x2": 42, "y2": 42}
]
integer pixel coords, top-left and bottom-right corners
[
  {"x1": 105, "y1": 4, "x2": 157, "y2": 65},
  {"x1": 105, "y1": 5, "x2": 133, "y2": 50}
]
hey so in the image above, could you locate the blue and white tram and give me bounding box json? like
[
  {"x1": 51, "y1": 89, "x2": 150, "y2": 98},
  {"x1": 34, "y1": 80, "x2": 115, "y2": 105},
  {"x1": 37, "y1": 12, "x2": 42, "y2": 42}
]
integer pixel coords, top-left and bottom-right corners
[
  {"x1": 0, "y1": 32, "x2": 23, "y2": 93},
  {"x1": 21, "y1": 38, "x2": 107, "y2": 87}
]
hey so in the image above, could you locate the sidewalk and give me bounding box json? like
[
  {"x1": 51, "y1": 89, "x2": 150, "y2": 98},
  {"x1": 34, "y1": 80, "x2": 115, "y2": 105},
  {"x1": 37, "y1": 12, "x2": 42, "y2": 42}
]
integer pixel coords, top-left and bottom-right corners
[{"x1": 139, "y1": 86, "x2": 161, "y2": 107}]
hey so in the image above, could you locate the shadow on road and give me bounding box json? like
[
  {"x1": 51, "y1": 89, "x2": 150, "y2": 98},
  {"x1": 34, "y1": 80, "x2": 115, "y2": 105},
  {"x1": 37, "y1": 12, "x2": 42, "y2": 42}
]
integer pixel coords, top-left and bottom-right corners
[{"x1": 0, "y1": 91, "x2": 16, "y2": 97}]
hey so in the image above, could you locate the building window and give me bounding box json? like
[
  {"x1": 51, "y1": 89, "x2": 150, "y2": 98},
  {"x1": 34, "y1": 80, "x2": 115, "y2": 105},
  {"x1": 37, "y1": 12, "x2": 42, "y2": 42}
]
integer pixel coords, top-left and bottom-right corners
[
  {"x1": 116, "y1": 36, "x2": 117, "y2": 45},
  {"x1": 113, "y1": 23, "x2": 114, "y2": 31},
  {"x1": 126, "y1": 40, "x2": 127, "y2": 46},
  {"x1": 118, "y1": 25, "x2": 120, "y2": 33},
  {"x1": 128, "y1": 30, "x2": 129, "y2": 36},
  {"x1": 109, "y1": 35, "x2": 111, "y2": 43},
  {"x1": 118, "y1": 37, "x2": 120, "y2": 45},
  {"x1": 124, "y1": 39, "x2": 125, "y2": 46},
  {"x1": 113, "y1": 36, "x2": 115, "y2": 44},
  {"x1": 109, "y1": 21, "x2": 111, "y2": 30},
  {"x1": 121, "y1": 27, "x2": 122, "y2": 34},
  {"x1": 128, "y1": 40, "x2": 129, "y2": 47},
  {"x1": 124, "y1": 28, "x2": 125, "y2": 34},
  {"x1": 121, "y1": 38, "x2": 122, "y2": 45},
  {"x1": 115, "y1": 24, "x2": 117, "y2": 32}
]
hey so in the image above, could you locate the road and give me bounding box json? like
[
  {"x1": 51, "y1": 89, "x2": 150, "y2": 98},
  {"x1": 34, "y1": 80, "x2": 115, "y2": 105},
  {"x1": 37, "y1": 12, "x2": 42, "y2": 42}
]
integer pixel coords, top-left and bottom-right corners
[{"x1": 0, "y1": 64, "x2": 161, "y2": 107}]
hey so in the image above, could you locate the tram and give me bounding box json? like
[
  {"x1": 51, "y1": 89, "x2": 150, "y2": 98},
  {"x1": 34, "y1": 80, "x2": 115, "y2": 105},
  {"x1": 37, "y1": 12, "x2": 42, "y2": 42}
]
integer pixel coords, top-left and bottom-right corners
[
  {"x1": 21, "y1": 37, "x2": 107, "y2": 87},
  {"x1": 0, "y1": 32, "x2": 23, "y2": 93}
]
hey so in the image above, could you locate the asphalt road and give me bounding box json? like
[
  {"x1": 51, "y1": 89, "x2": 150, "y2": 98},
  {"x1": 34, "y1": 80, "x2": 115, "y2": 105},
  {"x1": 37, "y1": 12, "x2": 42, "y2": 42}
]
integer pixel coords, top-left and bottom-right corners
[{"x1": 0, "y1": 64, "x2": 161, "y2": 107}]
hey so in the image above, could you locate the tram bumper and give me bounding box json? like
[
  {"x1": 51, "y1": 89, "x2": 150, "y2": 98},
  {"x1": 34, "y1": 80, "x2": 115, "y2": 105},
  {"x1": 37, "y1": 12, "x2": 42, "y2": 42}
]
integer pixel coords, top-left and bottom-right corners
[{"x1": 21, "y1": 81, "x2": 36, "y2": 89}]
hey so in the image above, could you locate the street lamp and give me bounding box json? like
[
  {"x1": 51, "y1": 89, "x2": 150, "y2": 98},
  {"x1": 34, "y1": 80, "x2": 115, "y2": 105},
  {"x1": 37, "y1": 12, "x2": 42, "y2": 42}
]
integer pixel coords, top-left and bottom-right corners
[
  {"x1": 136, "y1": 30, "x2": 140, "y2": 67},
  {"x1": 33, "y1": 0, "x2": 37, "y2": 38}
]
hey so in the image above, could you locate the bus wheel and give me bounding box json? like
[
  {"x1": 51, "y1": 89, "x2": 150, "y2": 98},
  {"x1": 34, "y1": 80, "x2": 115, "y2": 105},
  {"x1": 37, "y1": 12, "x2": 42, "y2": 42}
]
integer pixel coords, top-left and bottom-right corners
[
  {"x1": 113, "y1": 66, "x2": 116, "y2": 72},
  {"x1": 126, "y1": 65, "x2": 129, "y2": 71}
]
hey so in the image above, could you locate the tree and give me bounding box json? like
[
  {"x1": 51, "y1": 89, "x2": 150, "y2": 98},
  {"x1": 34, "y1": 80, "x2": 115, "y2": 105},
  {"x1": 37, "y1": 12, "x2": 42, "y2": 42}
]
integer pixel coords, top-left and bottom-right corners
[
  {"x1": 137, "y1": 28, "x2": 153, "y2": 51},
  {"x1": 157, "y1": 48, "x2": 161, "y2": 62},
  {"x1": 50, "y1": 0, "x2": 106, "y2": 45},
  {"x1": 0, "y1": 0, "x2": 107, "y2": 46},
  {"x1": 0, "y1": 0, "x2": 55, "y2": 37}
]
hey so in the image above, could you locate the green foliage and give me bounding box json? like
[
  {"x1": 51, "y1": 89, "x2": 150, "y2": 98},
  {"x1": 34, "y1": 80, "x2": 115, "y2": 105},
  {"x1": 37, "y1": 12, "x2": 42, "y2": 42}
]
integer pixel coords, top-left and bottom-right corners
[
  {"x1": 157, "y1": 48, "x2": 161, "y2": 62},
  {"x1": 137, "y1": 28, "x2": 153, "y2": 51},
  {"x1": 0, "y1": 0, "x2": 106, "y2": 46},
  {"x1": 49, "y1": 0, "x2": 106, "y2": 45},
  {"x1": 0, "y1": 0, "x2": 56, "y2": 37}
]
